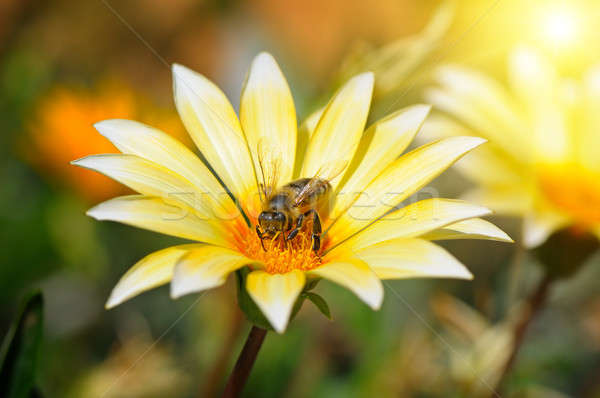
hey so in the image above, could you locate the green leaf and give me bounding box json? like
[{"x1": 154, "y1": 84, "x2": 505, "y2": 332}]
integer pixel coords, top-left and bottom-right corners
[
  {"x1": 0, "y1": 291, "x2": 44, "y2": 398},
  {"x1": 305, "y1": 292, "x2": 332, "y2": 320},
  {"x1": 235, "y1": 269, "x2": 273, "y2": 331}
]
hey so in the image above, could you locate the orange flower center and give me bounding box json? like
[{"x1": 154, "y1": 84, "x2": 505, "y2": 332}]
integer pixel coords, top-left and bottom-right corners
[
  {"x1": 539, "y1": 165, "x2": 600, "y2": 226},
  {"x1": 235, "y1": 221, "x2": 323, "y2": 274}
]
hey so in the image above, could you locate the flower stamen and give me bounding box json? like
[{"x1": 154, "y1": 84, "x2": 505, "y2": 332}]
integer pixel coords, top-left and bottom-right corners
[{"x1": 238, "y1": 222, "x2": 322, "y2": 274}]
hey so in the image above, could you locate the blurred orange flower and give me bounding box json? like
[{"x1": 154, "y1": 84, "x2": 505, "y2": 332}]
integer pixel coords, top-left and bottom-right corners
[{"x1": 26, "y1": 81, "x2": 188, "y2": 202}]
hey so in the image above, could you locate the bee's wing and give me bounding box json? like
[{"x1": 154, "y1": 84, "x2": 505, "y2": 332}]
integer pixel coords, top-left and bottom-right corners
[
  {"x1": 257, "y1": 139, "x2": 282, "y2": 203},
  {"x1": 293, "y1": 160, "x2": 347, "y2": 207}
]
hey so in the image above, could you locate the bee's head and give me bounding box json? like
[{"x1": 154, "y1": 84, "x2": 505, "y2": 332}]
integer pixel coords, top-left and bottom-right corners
[{"x1": 258, "y1": 211, "x2": 286, "y2": 236}]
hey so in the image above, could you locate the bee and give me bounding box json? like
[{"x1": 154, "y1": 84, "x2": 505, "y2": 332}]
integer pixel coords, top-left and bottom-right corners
[{"x1": 254, "y1": 144, "x2": 345, "y2": 253}]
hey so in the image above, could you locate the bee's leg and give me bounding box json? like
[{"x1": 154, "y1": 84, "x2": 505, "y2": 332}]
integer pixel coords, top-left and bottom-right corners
[
  {"x1": 282, "y1": 232, "x2": 288, "y2": 249},
  {"x1": 307, "y1": 210, "x2": 322, "y2": 252},
  {"x1": 255, "y1": 225, "x2": 266, "y2": 251},
  {"x1": 286, "y1": 214, "x2": 305, "y2": 241}
]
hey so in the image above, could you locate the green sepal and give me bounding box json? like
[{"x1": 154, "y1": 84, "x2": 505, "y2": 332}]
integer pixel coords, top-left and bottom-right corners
[
  {"x1": 235, "y1": 268, "x2": 273, "y2": 331},
  {"x1": 304, "y1": 278, "x2": 320, "y2": 291},
  {"x1": 0, "y1": 291, "x2": 44, "y2": 398},
  {"x1": 305, "y1": 292, "x2": 332, "y2": 320},
  {"x1": 289, "y1": 294, "x2": 306, "y2": 321},
  {"x1": 289, "y1": 289, "x2": 332, "y2": 323}
]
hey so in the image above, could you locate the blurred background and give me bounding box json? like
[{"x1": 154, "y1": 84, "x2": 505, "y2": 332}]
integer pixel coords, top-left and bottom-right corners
[{"x1": 1, "y1": 0, "x2": 599, "y2": 397}]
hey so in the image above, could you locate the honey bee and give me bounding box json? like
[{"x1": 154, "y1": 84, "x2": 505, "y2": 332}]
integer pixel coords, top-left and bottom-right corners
[{"x1": 254, "y1": 144, "x2": 345, "y2": 253}]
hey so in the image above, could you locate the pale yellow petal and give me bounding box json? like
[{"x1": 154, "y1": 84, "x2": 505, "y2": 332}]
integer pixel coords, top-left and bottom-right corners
[
  {"x1": 421, "y1": 218, "x2": 513, "y2": 242},
  {"x1": 172, "y1": 64, "x2": 256, "y2": 205},
  {"x1": 72, "y1": 154, "x2": 215, "y2": 218},
  {"x1": 333, "y1": 199, "x2": 492, "y2": 252},
  {"x1": 430, "y1": 66, "x2": 529, "y2": 158},
  {"x1": 241, "y1": 53, "x2": 297, "y2": 184},
  {"x1": 522, "y1": 212, "x2": 568, "y2": 248},
  {"x1": 329, "y1": 136, "x2": 486, "y2": 240},
  {"x1": 171, "y1": 246, "x2": 253, "y2": 298},
  {"x1": 94, "y1": 119, "x2": 238, "y2": 218},
  {"x1": 303, "y1": 107, "x2": 325, "y2": 138},
  {"x1": 308, "y1": 259, "x2": 383, "y2": 310},
  {"x1": 420, "y1": 115, "x2": 524, "y2": 185},
  {"x1": 354, "y1": 238, "x2": 472, "y2": 280},
  {"x1": 87, "y1": 195, "x2": 231, "y2": 247},
  {"x1": 301, "y1": 72, "x2": 374, "y2": 189},
  {"x1": 246, "y1": 270, "x2": 305, "y2": 333},
  {"x1": 462, "y1": 185, "x2": 535, "y2": 216},
  {"x1": 581, "y1": 66, "x2": 600, "y2": 171},
  {"x1": 106, "y1": 244, "x2": 202, "y2": 309},
  {"x1": 419, "y1": 113, "x2": 472, "y2": 140},
  {"x1": 508, "y1": 46, "x2": 558, "y2": 112},
  {"x1": 332, "y1": 104, "x2": 431, "y2": 219},
  {"x1": 508, "y1": 47, "x2": 569, "y2": 163},
  {"x1": 294, "y1": 107, "x2": 325, "y2": 177}
]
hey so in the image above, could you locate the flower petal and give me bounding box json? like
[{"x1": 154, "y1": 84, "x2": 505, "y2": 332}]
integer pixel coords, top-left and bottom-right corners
[
  {"x1": 172, "y1": 64, "x2": 256, "y2": 205},
  {"x1": 241, "y1": 53, "x2": 297, "y2": 185},
  {"x1": 308, "y1": 259, "x2": 383, "y2": 310},
  {"x1": 246, "y1": 270, "x2": 305, "y2": 333},
  {"x1": 354, "y1": 238, "x2": 472, "y2": 280},
  {"x1": 294, "y1": 107, "x2": 325, "y2": 177},
  {"x1": 301, "y1": 72, "x2": 374, "y2": 189},
  {"x1": 420, "y1": 218, "x2": 513, "y2": 242},
  {"x1": 171, "y1": 246, "x2": 253, "y2": 298},
  {"x1": 508, "y1": 47, "x2": 569, "y2": 163},
  {"x1": 332, "y1": 104, "x2": 431, "y2": 219},
  {"x1": 523, "y1": 212, "x2": 568, "y2": 248},
  {"x1": 72, "y1": 154, "x2": 216, "y2": 217},
  {"x1": 508, "y1": 46, "x2": 559, "y2": 112},
  {"x1": 428, "y1": 65, "x2": 529, "y2": 159},
  {"x1": 462, "y1": 186, "x2": 534, "y2": 216},
  {"x1": 302, "y1": 107, "x2": 325, "y2": 138},
  {"x1": 333, "y1": 199, "x2": 492, "y2": 252},
  {"x1": 329, "y1": 136, "x2": 486, "y2": 241},
  {"x1": 420, "y1": 114, "x2": 524, "y2": 185},
  {"x1": 95, "y1": 119, "x2": 238, "y2": 218},
  {"x1": 87, "y1": 195, "x2": 231, "y2": 247},
  {"x1": 581, "y1": 66, "x2": 600, "y2": 171},
  {"x1": 106, "y1": 244, "x2": 201, "y2": 309}
]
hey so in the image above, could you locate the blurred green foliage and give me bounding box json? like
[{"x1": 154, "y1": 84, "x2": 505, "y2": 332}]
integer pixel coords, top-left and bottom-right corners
[{"x1": 0, "y1": 291, "x2": 44, "y2": 398}]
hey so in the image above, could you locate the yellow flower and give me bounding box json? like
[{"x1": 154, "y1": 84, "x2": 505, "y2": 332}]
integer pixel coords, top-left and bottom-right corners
[
  {"x1": 73, "y1": 53, "x2": 510, "y2": 333},
  {"x1": 425, "y1": 46, "x2": 600, "y2": 247},
  {"x1": 431, "y1": 294, "x2": 515, "y2": 396}
]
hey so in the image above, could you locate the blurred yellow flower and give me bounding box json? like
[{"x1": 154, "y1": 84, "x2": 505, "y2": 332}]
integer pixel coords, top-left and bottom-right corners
[
  {"x1": 431, "y1": 293, "x2": 514, "y2": 396},
  {"x1": 424, "y1": 46, "x2": 600, "y2": 247},
  {"x1": 73, "y1": 52, "x2": 510, "y2": 333},
  {"x1": 27, "y1": 81, "x2": 188, "y2": 202},
  {"x1": 430, "y1": 293, "x2": 571, "y2": 398}
]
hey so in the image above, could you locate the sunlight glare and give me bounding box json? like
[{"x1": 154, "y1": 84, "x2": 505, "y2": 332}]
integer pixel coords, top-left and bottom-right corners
[{"x1": 540, "y1": 5, "x2": 580, "y2": 47}]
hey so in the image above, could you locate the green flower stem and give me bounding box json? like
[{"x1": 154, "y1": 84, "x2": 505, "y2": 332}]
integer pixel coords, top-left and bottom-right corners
[
  {"x1": 495, "y1": 273, "x2": 553, "y2": 395},
  {"x1": 221, "y1": 326, "x2": 267, "y2": 398}
]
